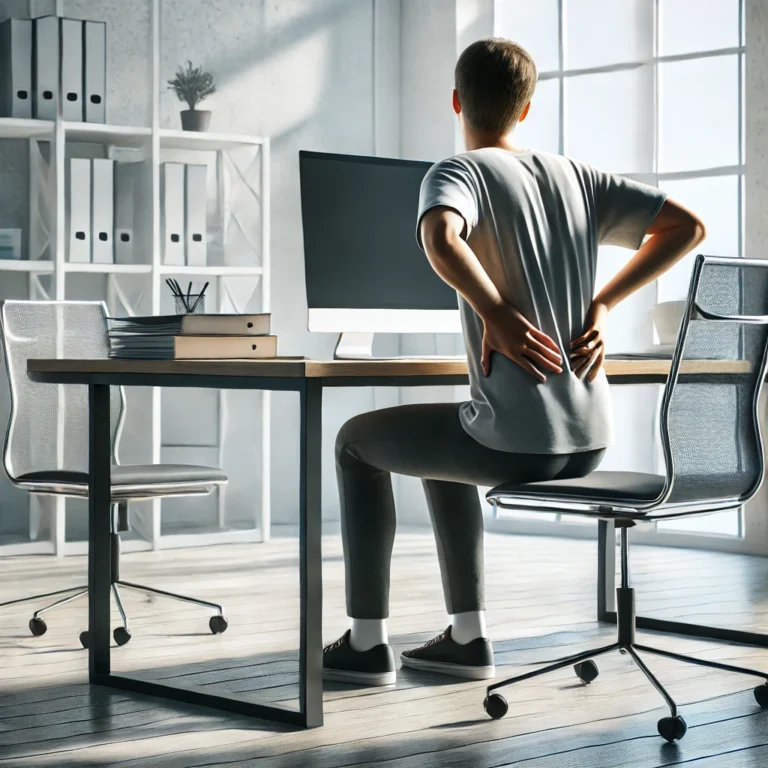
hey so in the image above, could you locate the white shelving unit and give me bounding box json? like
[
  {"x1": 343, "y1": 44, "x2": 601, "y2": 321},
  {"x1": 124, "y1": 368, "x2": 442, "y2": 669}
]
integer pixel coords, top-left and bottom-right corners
[{"x1": 0, "y1": 0, "x2": 271, "y2": 556}]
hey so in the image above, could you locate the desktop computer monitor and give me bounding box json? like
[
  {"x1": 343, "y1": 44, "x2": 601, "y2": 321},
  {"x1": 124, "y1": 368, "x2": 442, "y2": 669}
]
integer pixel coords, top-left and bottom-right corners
[{"x1": 299, "y1": 150, "x2": 461, "y2": 357}]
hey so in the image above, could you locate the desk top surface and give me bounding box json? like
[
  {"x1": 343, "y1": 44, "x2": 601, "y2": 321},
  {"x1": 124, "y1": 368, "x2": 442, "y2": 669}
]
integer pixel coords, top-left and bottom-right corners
[{"x1": 26, "y1": 356, "x2": 749, "y2": 380}]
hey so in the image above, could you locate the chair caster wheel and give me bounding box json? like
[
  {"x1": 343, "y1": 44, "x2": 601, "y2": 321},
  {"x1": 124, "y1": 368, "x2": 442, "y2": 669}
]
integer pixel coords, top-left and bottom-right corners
[
  {"x1": 754, "y1": 683, "x2": 768, "y2": 709},
  {"x1": 484, "y1": 693, "x2": 508, "y2": 720},
  {"x1": 574, "y1": 660, "x2": 599, "y2": 684},
  {"x1": 29, "y1": 617, "x2": 47, "y2": 636},
  {"x1": 113, "y1": 627, "x2": 131, "y2": 646},
  {"x1": 209, "y1": 615, "x2": 228, "y2": 634},
  {"x1": 79, "y1": 631, "x2": 89, "y2": 649},
  {"x1": 658, "y1": 715, "x2": 687, "y2": 743}
]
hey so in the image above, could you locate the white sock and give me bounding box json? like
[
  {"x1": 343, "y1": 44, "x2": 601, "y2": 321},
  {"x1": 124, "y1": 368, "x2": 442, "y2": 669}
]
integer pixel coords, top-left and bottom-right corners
[
  {"x1": 451, "y1": 610, "x2": 487, "y2": 645},
  {"x1": 350, "y1": 618, "x2": 388, "y2": 651}
]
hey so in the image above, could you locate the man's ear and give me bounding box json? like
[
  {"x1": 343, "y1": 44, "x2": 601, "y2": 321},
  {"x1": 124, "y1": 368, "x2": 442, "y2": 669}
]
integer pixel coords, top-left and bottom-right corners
[
  {"x1": 518, "y1": 101, "x2": 531, "y2": 123},
  {"x1": 452, "y1": 89, "x2": 461, "y2": 115}
]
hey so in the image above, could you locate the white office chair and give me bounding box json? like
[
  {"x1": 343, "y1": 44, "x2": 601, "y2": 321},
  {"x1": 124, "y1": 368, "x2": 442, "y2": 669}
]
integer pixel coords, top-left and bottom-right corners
[
  {"x1": 485, "y1": 255, "x2": 768, "y2": 742},
  {"x1": 0, "y1": 300, "x2": 229, "y2": 647}
]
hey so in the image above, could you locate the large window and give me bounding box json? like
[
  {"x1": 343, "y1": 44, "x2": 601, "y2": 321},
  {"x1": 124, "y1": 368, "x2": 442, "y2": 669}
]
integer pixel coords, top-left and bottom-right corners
[
  {"x1": 495, "y1": 0, "x2": 745, "y2": 539},
  {"x1": 498, "y1": 0, "x2": 744, "y2": 298}
]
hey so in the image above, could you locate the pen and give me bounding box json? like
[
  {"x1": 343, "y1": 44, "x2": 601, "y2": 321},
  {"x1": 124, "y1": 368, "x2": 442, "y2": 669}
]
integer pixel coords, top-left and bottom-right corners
[{"x1": 189, "y1": 282, "x2": 209, "y2": 314}]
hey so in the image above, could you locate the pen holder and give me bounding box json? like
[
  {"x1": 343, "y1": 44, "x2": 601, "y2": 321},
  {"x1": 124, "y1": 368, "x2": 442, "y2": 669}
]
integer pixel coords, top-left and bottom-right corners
[{"x1": 175, "y1": 295, "x2": 205, "y2": 314}]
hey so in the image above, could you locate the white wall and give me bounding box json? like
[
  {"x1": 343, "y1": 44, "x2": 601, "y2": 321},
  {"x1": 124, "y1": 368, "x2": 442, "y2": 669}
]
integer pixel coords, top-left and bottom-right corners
[
  {"x1": 151, "y1": 0, "x2": 492, "y2": 530},
  {"x1": 393, "y1": 0, "x2": 494, "y2": 524},
  {"x1": 740, "y1": 0, "x2": 768, "y2": 541},
  {"x1": 155, "y1": 0, "x2": 404, "y2": 525},
  {"x1": 151, "y1": 0, "x2": 486, "y2": 530},
  {"x1": 400, "y1": 0, "x2": 455, "y2": 162}
]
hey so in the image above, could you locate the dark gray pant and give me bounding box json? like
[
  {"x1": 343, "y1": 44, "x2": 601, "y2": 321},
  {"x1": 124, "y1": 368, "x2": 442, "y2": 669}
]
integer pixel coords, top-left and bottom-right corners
[{"x1": 336, "y1": 403, "x2": 605, "y2": 619}]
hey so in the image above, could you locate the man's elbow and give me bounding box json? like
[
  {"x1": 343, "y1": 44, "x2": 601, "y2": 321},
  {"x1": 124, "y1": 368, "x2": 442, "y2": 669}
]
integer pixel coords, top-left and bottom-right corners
[
  {"x1": 652, "y1": 199, "x2": 706, "y2": 247},
  {"x1": 675, "y1": 209, "x2": 707, "y2": 248},
  {"x1": 688, "y1": 214, "x2": 707, "y2": 247}
]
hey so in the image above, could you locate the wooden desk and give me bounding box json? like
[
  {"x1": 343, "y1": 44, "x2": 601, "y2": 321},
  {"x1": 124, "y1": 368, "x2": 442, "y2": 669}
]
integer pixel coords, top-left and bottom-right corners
[
  {"x1": 27, "y1": 355, "x2": 749, "y2": 384},
  {"x1": 26, "y1": 356, "x2": 754, "y2": 728}
]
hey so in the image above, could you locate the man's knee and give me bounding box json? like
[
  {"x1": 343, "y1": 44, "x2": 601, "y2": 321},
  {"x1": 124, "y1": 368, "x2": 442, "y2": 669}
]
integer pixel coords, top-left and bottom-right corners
[
  {"x1": 336, "y1": 413, "x2": 365, "y2": 462},
  {"x1": 335, "y1": 410, "x2": 383, "y2": 464}
]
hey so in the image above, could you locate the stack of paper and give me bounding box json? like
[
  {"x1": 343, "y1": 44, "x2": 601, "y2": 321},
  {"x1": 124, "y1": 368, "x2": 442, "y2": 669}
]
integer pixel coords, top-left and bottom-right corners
[{"x1": 107, "y1": 314, "x2": 277, "y2": 360}]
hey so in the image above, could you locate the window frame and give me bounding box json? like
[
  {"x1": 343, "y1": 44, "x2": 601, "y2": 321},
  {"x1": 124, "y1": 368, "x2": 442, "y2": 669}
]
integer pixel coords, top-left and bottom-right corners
[{"x1": 492, "y1": 0, "x2": 748, "y2": 549}]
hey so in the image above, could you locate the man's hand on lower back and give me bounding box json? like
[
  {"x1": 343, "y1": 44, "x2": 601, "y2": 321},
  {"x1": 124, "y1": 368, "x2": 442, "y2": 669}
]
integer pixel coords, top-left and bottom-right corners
[
  {"x1": 480, "y1": 302, "x2": 563, "y2": 381},
  {"x1": 570, "y1": 301, "x2": 608, "y2": 383}
]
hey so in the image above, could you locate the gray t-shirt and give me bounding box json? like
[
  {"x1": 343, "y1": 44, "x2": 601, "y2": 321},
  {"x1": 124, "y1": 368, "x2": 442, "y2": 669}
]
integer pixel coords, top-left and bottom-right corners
[{"x1": 417, "y1": 148, "x2": 667, "y2": 454}]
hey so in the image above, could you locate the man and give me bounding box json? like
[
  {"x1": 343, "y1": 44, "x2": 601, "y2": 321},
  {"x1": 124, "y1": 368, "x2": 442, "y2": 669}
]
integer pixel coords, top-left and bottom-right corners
[{"x1": 323, "y1": 37, "x2": 705, "y2": 686}]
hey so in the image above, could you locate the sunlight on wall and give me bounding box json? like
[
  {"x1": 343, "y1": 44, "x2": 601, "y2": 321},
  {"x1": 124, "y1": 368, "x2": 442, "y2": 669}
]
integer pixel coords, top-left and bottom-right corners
[{"x1": 227, "y1": 29, "x2": 331, "y2": 139}]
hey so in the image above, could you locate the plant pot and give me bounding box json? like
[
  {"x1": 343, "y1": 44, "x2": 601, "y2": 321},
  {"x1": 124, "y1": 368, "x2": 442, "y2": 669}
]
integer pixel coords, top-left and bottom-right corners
[{"x1": 180, "y1": 109, "x2": 211, "y2": 132}]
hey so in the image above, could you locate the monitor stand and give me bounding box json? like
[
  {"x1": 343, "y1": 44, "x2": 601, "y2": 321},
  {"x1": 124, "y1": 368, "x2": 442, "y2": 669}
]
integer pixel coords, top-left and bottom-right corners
[{"x1": 334, "y1": 332, "x2": 375, "y2": 359}]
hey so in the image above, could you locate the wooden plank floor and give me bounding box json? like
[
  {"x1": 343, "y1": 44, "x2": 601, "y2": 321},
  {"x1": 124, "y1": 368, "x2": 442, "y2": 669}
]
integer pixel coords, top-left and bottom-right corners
[{"x1": 2, "y1": 529, "x2": 768, "y2": 767}]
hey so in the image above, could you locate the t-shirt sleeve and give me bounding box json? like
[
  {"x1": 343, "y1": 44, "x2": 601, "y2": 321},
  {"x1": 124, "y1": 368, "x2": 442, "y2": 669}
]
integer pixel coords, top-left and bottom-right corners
[
  {"x1": 593, "y1": 169, "x2": 668, "y2": 249},
  {"x1": 416, "y1": 158, "x2": 479, "y2": 250}
]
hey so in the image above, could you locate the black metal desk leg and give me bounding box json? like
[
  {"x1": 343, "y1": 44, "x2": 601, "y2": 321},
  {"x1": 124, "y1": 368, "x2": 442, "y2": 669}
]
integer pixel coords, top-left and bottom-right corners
[
  {"x1": 299, "y1": 379, "x2": 323, "y2": 727},
  {"x1": 88, "y1": 383, "x2": 112, "y2": 679},
  {"x1": 597, "y1": 520, "x2": 616, "y2": 622}
]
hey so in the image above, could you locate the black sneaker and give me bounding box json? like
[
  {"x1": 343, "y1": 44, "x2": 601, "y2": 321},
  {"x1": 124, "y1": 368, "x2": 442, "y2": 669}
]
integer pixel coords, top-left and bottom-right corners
[
  {"x1": 323, "y1": 630, "x2": 396, "y2": 686},
  {"x1": 401, "y1": 625, "x2": 495, "y2": 680}
]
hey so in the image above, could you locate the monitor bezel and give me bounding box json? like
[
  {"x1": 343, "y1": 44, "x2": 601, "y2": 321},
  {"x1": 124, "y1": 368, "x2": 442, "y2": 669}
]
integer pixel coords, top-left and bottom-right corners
[{"x1": 300, "y1": 150, "x2": 460, "y2": 334}]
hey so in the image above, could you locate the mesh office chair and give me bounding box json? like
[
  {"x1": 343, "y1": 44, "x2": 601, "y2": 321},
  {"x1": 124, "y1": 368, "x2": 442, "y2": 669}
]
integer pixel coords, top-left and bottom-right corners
[
  {"x1": 485, "y1": 255, "x2": 768, "y2": 742},
  {"x1": 0, "y1": 301, "x2": 229, "y2": 648}
]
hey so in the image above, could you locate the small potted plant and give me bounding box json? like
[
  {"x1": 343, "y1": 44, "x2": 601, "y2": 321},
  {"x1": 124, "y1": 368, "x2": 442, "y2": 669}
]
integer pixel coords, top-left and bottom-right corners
[{"x1": 168, "y1": 61, "x2": 216, "y2": 132}]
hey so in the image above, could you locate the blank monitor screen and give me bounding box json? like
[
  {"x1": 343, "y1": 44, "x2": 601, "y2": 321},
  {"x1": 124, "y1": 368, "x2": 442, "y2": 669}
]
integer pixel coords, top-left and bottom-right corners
[{"x1": 299, "y1": 151, "x2": 459, "y2": 311}]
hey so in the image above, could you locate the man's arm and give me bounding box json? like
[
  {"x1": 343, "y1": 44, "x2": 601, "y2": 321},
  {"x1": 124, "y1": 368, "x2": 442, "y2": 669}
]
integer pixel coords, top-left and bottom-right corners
[
  {"x1": 420, "y1": 206, "x2": 562, "y2": 381},
  {"x1": 571, "y1": 198, "x2": 707, "y2": 380}
]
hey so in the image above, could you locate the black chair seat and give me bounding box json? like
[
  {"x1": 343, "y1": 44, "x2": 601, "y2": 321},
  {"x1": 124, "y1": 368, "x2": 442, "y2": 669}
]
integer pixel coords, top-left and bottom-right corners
[
  {"x1": 18, "y1": 464, "x2": 228, "y2": 490},
  {"x1": 488, "y1": 471, "x2": 666, "y2": 507}
]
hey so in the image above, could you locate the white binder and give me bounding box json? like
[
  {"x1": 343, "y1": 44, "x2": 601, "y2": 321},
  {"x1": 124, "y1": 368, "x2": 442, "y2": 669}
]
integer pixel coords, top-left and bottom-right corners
[
  {"x1": 184, "y1": 164, "x2": 207, "y2": 266},
  {"x1": 91, "y1": 159, "x2": 114, "y2": 264},
  {"x1": 0, "y1": 19, "x2": 33, "y2": 118},
  {"x1": 161, "y1": 162, "x2": 185, "y2": 266},
  {"x1": 114, "y1": 161, "x2": 140, "y2": 264},
  {"x1": 60, "y1": 18, "x2": 83, "y2": 121},
  {"x1": 83, "y1": 20, "x2": 106, "y2": 123},
  {"x1": 66, "y1": 158, "x2": 91, "y2": 263},
  {"x1": 33, "y1": 16, "x2": 58, "y2": 120}
]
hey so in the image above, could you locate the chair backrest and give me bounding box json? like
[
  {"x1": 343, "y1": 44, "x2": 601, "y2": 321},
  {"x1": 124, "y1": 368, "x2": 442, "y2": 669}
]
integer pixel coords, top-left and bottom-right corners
[
  {"x1": 0, "y1": 301, "x2": 124, "y2": 481},
  {"x1": 659, "y1": 255, "x2": 768, "y2": 508}
]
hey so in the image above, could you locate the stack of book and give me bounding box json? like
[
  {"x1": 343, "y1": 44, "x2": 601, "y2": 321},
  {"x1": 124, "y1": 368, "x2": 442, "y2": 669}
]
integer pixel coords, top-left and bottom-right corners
[{"x1": 107, "y1": 313, "x2": 276, "y2": 360}]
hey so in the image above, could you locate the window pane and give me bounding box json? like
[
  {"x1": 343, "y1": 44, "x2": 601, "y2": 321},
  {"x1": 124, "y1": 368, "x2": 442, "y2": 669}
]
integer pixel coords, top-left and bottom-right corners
[
  {"x1": 494, "y1": 0, "x2": 559, "y2": 72},
  {"x1": 565, "y1": 0, "x2": 653, "y2": 69},
  {"x1": 659, "y1": 55, "x2": 739, "y2": 172},
  {"x1": 515, "y1": 78, "x2": 559, "y2": 153},
  {"x1": 601, "y1": 384, "x2": 661, "y2": 473},
  {"x1": 495, "y1": 509, "x2": 559, "y2": 522},
  {"x1": 565, "y1": 67, "x2": 654, "y2": 173},
  {"x1": 660, "y1": 0, "x2": 740, "y2": 56},
  {"x1": 657, "y1": 175, "x2": 739, "y2": 301},
  {"x1": 658, "y1": 509, "x2": 741, "y2": 536},
  {"x1": 598, "y1": 245, "x2": 658, "y2": 354}
]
